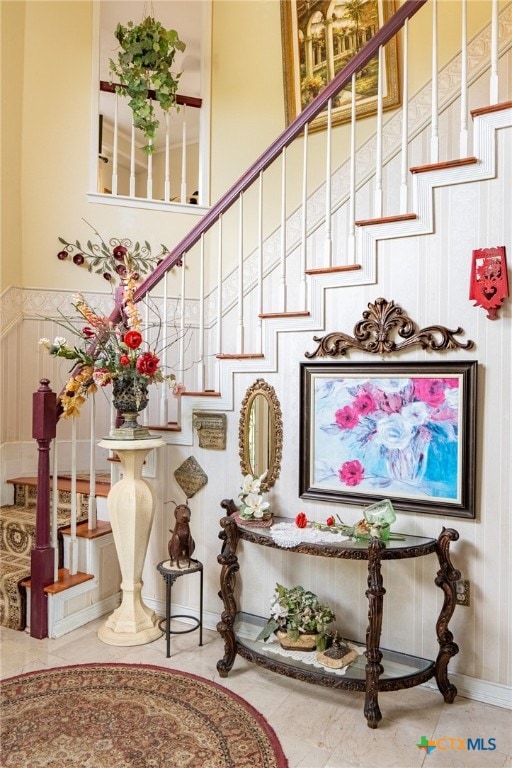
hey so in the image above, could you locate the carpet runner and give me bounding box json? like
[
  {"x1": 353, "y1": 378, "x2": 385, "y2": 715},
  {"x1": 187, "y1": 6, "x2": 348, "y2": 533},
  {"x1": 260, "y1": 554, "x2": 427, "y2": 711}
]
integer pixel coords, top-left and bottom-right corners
[{"x1": 0, "y1": 476, "x2": 109, "y2": 631}]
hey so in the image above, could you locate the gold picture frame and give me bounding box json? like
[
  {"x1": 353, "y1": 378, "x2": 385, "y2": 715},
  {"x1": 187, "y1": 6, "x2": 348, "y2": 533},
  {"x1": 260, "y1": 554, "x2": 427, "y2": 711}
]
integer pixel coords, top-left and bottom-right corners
[{"x1": 281, "y1": 0, "x2": 401, "y2": 132}]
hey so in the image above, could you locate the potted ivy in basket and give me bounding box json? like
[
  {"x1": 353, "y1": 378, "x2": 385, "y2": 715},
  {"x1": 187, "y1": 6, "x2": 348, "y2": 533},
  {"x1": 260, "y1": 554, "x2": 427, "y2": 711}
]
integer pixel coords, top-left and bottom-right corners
[{"x1": 109, "y1": 16, "x2": 186, "y2": 154}]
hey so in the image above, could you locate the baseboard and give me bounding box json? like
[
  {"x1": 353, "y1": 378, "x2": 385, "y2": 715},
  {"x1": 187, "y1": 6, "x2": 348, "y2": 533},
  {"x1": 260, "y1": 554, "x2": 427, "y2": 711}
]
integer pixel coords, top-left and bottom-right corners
[
  {"x1": 422, "y1": 673, "x2": 512, "y2": 710},
  {"x1": 49, "y1": 592, "x2": 121, "y2": 638}
]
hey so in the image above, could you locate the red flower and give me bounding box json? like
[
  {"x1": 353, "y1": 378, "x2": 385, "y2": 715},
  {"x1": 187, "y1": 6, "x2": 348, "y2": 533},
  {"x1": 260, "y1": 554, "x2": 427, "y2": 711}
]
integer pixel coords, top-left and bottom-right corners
[
  {"x1": 136, "y1": 352, "x2": 160, "y2": 377},
  {"x1": 326, "y1": 516, "x2": 335, "y2": 527},
  {"x1": 82, "y1": 326, "x2": 95, "y2": 338},
  {"x1": 119, "y1": 354, "x2": 131, "y2": 367},
  {"x1": 124, "y1": 330, "x2": 142, "y2": 350},
  {"x1": 113, "y1": 245, "x2": 127, "y2": 261},
  {"x1": 338, "y1": 459, "x2": 364, "y2": 487},
  {"x1": 295, "y1": 512, "x2": 308, "y2": 529}
]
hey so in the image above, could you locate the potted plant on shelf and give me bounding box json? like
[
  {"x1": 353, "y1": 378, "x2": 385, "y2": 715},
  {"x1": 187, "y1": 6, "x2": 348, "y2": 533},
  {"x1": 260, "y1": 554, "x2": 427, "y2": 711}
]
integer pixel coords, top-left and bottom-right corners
[
  {"x1": 256, "y1": 583, "x2": 335, "y2": 651},
  {"x1": 109, "y1": 16, "x2": 186, "y2": 154}
]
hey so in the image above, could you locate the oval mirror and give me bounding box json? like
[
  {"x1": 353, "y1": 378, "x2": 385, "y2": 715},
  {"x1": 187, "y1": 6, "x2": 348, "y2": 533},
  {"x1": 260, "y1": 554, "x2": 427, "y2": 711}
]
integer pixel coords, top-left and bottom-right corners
[{"x1": 239, "y1": 379, "x2": 283, "y2": 492}]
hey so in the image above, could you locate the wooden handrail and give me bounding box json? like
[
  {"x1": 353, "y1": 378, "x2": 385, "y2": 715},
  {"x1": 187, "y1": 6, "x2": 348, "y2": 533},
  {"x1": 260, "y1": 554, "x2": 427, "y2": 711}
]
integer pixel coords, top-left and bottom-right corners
[
  {"x1": 134, "y1": 0, "x2": 428, "y2": 302},
  {"x1": 100, "y1": 80, "x2": 202, "y2": 109}
]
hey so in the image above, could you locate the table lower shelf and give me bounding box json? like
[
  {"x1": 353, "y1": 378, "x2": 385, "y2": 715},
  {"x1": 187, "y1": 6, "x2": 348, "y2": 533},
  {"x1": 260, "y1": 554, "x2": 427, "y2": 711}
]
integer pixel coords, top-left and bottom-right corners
[{"x1": 234, "y1": 612, "x2": 436, "y2": 692}]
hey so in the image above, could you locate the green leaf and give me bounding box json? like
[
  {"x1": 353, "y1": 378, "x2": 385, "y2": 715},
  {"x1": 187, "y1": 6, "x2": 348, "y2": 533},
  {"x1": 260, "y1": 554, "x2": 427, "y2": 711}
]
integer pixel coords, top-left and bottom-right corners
[{"x1": 255, "y1": 619, "x2": 279, "y2": 642}]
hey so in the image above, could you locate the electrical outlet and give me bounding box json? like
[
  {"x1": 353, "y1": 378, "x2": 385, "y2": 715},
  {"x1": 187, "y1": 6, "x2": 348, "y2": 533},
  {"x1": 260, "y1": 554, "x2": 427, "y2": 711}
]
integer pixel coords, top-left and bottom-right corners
[{"x1": 456, "y1": 579, "x2": 470, "y2": 607}]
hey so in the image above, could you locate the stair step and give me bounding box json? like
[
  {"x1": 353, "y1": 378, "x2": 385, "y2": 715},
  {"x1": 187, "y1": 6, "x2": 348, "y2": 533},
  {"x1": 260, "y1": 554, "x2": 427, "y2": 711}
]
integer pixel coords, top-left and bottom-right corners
[
  {"x1": 60, "y1": 520, "x2": 112, "y2": 539},
  {"x1": 181, "y1": 389, "x2": 222, "y2": 395},
  {"x1": 471, "y1": 100, "x2": 512, "y2": 118},
  {"x1": 259, "y1": 311, "x2": 311, "y2": 319},
  {"x1": 355, "y1": 213, "x2": 417, "y2": 227},
  {"x1": 409, "y1": 156, "x2": 478, "y2": 174},
  {"x1": 216, "y1": 353, "x2": 265, "y2": 360},
  {"x1": 7, "y1": 475, "x2": 110, "y2": 498},
  {"x1": 21, "y1": 568, "x2": 94, "y2": 594},
  {"x1": 305, "y1": 264, "x2": 362, "y2": 276}
]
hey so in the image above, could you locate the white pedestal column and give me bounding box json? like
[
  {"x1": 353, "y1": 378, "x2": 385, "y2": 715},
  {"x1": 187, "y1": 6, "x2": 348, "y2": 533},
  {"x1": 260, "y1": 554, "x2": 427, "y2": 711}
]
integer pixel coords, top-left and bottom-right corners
[{"x1": 97, "y1": 437, "x2": 165, "y2": 646}]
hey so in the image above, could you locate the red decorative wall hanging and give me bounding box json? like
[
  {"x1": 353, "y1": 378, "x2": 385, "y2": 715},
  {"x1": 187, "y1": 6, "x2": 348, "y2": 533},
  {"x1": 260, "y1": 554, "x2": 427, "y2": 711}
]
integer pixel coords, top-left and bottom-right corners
[{"x1": 469, "y1": 246, "x2": 509, "y2": 320}]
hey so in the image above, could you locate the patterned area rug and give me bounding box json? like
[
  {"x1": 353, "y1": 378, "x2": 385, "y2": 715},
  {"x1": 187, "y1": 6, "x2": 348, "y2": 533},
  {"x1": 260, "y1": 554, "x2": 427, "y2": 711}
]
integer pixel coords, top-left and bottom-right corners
[{"x1": 0, "y1": 663, "x2": 288, "y2": 767}]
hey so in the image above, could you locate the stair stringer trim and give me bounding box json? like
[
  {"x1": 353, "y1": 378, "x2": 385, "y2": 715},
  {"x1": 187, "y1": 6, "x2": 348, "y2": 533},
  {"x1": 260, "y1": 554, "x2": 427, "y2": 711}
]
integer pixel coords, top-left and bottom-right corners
[
  {"x1": 162, "y1": 106, "x2": 511, "y2": 447},
  {"x1": 356, "y1": 107, "x2": 511, "y2": 274}
]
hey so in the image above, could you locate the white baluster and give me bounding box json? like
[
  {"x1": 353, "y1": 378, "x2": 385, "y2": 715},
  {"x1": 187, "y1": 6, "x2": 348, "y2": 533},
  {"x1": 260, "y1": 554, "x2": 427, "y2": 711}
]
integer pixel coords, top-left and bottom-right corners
[
  {"x1": 112, "y1": 95, "x2": 119, "y2": 196},
  {"x1": 237, "y1": 194, "x2": 244, "y2": 352},
  {"x1": 325, "y1": 98, "x2": 333, "y2": 265},
  {"x1": 178, "y1": 253, "x2": 186, "y2": 405},
  {"x1": 459, "y1": 0, "x2": 468, "y2": 157},
  {"x1": 374, "y1": 46, "x2": 384, "y2": 217},
  {"x1": 257, "y1": 171, "x2": 263, "y2": 352},
  {"x1": 216, "y1": 217, "x2": 223, "y2": 392},
  {"x1": 129, "y1": 123, "x2": 136, "y2": 198},
  {"x1": 300, "y1": 123, "x2": 308, "y2": 308},
  {"x1": 181, "y1": 106, "x2": 187, "y2": 203},
  {"x1": 280, "y1": 147, "x2": 287, "y2": 310},
  {"x1": 159, "y1": 277, "x2": 169, "y2": 425},
  {"x1": 431, "y1": 0, "x2": 439, "y2": 163},
  {"x1": 347, "y1": 74, "x2": 357, "y2": 264},
  {"x1": 164, "y1": 113, "x2": 171, "y2": 201},
  {"x1": 68, "y1": 419, "x2": 78, "y2": 577},
  {"x1": 198, "y1": 234, "x2": 205, "y2": 392},
  {"x1": 88, "y1": 395, "x2": 97, "y2": 531},
  {"x1": 52, "y1": 439, "x2": 59, "y2": 582},
  {"x1": 490, "y1": 0, "x2": 499, "y2": 104},
  {"x1": 400, "y1": 19, "x2": 409, "y2": 214},
  {"x1": 147, "y1": 140, "x2": 153, "y2": 200}
]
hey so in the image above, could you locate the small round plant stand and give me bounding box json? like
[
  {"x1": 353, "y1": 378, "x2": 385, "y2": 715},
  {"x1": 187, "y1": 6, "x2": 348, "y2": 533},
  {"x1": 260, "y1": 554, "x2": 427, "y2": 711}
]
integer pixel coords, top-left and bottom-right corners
[{"x1": 97, "y1": 437, "x2": 165, "y2": 646}]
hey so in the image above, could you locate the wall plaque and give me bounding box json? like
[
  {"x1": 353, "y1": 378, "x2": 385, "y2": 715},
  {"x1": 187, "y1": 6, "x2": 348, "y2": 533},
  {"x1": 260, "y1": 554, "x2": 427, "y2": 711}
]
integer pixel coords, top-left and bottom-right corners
[
  {"x1": 174, "y1": 456, "x2": 208, "y2": 498},
  {"x1": 192, "y1": 411, "x2": 227, "y2": 450}
]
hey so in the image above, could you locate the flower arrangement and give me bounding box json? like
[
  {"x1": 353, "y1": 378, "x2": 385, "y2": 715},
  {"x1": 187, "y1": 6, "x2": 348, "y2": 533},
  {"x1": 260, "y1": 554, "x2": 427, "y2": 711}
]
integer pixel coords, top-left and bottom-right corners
[
  {"x1": 238, "y1": 472, "x2": 270, "y2": 520},
  {"x1": 256, "y1": 583, "x2": 335, "y2": 651},
  {"x1": 39, "y1": 258, "x2": 176, "y2": 419}
]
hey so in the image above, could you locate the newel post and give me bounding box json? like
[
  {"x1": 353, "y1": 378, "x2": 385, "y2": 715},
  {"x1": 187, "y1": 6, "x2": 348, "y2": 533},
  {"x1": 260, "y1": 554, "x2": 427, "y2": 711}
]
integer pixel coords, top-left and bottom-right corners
[{"x1": 30, "y1": 379, "x2": 57, "y2": 638}]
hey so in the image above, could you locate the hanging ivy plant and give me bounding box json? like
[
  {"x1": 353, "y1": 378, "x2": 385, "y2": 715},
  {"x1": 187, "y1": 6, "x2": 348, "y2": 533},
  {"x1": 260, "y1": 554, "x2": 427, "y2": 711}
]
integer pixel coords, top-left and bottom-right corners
[{"x1": 109, "y1": 16, "x2": 186, "y2": 154}]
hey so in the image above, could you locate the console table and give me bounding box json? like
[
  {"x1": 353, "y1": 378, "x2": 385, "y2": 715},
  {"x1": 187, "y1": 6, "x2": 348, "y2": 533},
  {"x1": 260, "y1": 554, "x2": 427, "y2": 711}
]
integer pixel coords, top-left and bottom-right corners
[{"x1": 216, "y1": 499, "x2": 460, "y2": 729}]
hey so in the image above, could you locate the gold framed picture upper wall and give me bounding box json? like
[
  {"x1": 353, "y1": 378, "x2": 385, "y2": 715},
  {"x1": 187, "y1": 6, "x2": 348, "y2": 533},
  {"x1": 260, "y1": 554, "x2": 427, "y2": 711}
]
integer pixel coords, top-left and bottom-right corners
[{"x1": 281, "y1": 0, "x2": 400, "y2": 132}]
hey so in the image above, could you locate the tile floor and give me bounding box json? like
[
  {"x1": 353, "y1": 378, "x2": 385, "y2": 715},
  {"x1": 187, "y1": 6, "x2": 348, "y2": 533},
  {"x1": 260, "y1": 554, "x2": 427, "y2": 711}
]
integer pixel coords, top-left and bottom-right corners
[{"x1": 1, "y1": 620, "x2": 510, "y2": 768}]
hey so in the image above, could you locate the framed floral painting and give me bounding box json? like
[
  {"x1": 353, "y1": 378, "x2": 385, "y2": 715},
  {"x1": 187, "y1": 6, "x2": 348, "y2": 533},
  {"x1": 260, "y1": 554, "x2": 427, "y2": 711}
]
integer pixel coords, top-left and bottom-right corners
[
  {"x1": 299, "y1": 361, "x2": 478, "y2": 518},
  {"x1": 280, "y1": 0, "x2": 400, "y2": 131}
]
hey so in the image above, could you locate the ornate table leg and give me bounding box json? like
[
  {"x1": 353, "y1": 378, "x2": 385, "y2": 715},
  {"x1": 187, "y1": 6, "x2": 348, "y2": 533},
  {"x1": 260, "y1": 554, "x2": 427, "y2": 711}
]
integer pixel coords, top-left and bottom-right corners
[
  {"x1": 216, "y1": 502, "x2": 240, "y2": 677},
  {"x1": 97, "y1": 438, "x2": 164, "y2": 646},
  {"x1": 364, "y1": 537, "x2": 386, "y2": 728},
  {"x1": 434, "y1": 527, "x2": 460, "y2": 702}
]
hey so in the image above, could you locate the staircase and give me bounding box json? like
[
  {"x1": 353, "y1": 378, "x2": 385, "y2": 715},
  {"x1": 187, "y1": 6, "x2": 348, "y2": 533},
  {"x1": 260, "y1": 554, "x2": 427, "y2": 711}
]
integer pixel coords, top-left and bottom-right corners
[
  {"x1": 17, "y1": 0, "x2": 512, "y2": 640},
  {"x1": 0, "y1": 475, "x2": 120, "y2": 636}
]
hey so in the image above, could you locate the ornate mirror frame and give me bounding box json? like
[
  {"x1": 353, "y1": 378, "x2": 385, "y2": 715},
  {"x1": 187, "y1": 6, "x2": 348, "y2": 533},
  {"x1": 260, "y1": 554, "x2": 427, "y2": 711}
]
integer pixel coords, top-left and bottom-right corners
[{"x1": 239, "y1": 379, "x2": 283, "y2": 492}]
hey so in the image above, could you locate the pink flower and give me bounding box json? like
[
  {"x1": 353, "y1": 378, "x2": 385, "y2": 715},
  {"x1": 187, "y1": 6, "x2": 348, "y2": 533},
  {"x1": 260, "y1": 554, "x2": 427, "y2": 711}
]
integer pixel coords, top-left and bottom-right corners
[
  {"x1": 335, "y1": 406, "x2": 359, "y2": 429},
  {"x1": 338, "y1": 460, "x2": 364, "y2": 486},
  {"x1": 82, "y1": 326, "x2": 95, "y2": 338},
  {"x1": 372, "y1": 389, "x2": 403, "y2": 413},
  {"x1": 353, "y1": 392, "x2": 376, "y2": 416},
  {"x1": 413, "y1": 378, "x2": 446, "y2": 407}
]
